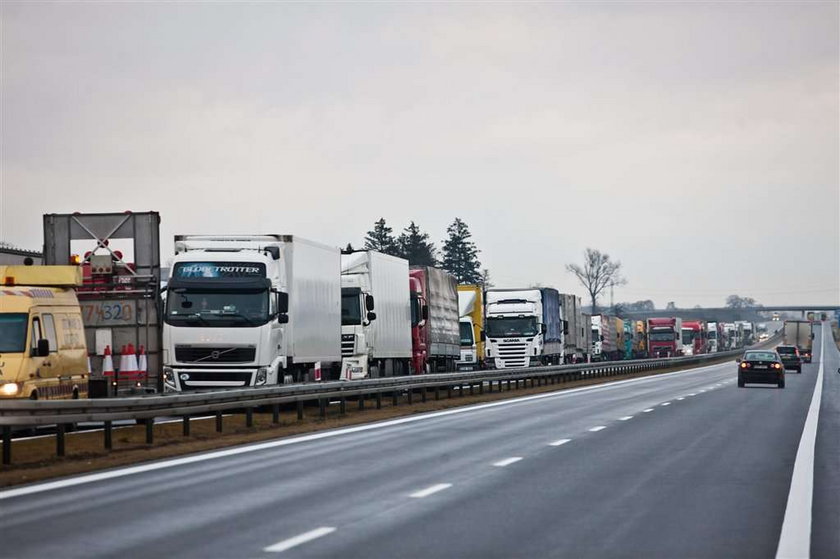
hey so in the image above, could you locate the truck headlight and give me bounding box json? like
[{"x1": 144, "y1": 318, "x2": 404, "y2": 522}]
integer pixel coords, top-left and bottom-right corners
[
  {"x1": 163, "y1": 367, "x2": 176, "y2": 387},
  {"x1": 1, "y1": 383, "x2": 20, "y2": 396},
  {"x1": 256, "y1": 367, "x2": 268, "y2": 385}
]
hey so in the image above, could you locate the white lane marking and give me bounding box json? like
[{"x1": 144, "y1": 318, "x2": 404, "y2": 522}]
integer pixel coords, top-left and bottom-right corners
[
  {"x1": 660, "y1": 402, "x2": 671, "y2": 406},
  {"x1": 410, "y1": 483, "x2": 452, "y2": 498},
  {"x1": 549, "y1": 438, "x2": 571, "y2": 446},
  {"x1": 589, "y1": 426, "x2": 606, "y2": 432},
  {"x1": 618, "y1": 416, "x2": 634, "y2": 421},
  {"x1": 264, "y1": 527, "x2": 336, "y2": 553},
  {"x1": 776, "y1": 327, "x2": 825, "y2": 559},
  {"x1": 0, "y1": 360, "x2": 734, "y2": 501},
  {"x1": 687, "y1": 393, "x2": 696, "y2": 396},
  {"x1": 676, "y1": 397, "x2": 685, "y2": 401},
  {"x1": 642, "y1": 408, "x2": 654, "y2": 413},
  {"x1": 493, "y1": 457, "x2": 523, "y2": 467}
]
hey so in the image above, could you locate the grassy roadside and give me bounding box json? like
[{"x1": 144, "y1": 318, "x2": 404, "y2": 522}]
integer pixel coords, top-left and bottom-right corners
[{"x1": 0, "y1": 354, "x2": 743, "y2": 488}]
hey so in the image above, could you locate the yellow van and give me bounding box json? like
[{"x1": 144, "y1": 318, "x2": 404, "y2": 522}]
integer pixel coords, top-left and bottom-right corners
[{"x1": 0, "y1": 266, "x2": 88, "y2": 399}]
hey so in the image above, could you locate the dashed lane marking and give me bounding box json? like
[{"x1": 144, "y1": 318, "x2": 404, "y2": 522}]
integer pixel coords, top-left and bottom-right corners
[
  {"x1": 642, "y1": 408, "x2": 654, "y2": 413},
  {"x1": 410, "y1": 483, "x2": 452, "y2": 498},
  {"x1": 264, "y1": 527, "x2": 336, "y2": 553},
  {"x1": 619, "y1": 416, "x2": 634, "y2": 421},
  {"x1": 589, "y1": 426, "x2": 606, "y2": 432},
  {"x1": 493, "y1": 457, "x2": 523, "y2": 467},
  {"x1": 549, "y1": 439, "x2": 572, "y2": 447}
]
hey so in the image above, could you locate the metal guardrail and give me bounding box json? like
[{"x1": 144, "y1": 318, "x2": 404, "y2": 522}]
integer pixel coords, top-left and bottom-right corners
[{"x1": 1, "y1": 338, "x2": 777, "y2": 465}]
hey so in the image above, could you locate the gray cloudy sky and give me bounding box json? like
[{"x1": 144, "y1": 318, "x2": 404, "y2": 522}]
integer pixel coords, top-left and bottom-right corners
[{"x1": 1, "y1": 2, "x2": 838, "y2": 308}]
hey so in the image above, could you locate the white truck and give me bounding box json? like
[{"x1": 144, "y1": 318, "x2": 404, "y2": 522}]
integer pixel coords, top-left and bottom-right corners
[
  {"x1": 484, "y1": 288, "x2": 564, "y2": 369},
  {"x1": 340, "y1": 251, "x2": 412, "y2": 379},
  {"x1": 162, "y1": 235, "x2": 341, "y2": 391},
  {"x1": 559, "y1": 293, "x2": 585, "y2": 363},
  {"x1": 706, "y1": 322, "x2": 720, "y2": 352}
]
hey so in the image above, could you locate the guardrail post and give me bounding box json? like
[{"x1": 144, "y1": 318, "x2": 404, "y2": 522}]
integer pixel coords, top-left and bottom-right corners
[
  {"x1": 182, "y1": 416, "x2": 190, "y2": 437},
  {"x1": 2, "y1": 426, "x2": 11, "y2": 465},
  {"x1": 319, "y1": 398, "x2": 327, "y2": 418},
  {"x1": 358, "y1": 395, "x2": 365, "y2": 411},
  {"x1": 297, "y1": 401, "x2": 304, "y2": 420},
  {"x1": 145, "y1": 418, "x2": 154, "y2": 444},
  {"x1": 447, "y1": 385, "x2": 452, "y2": 399},
  {"x1": 272, "y1": 404, "x2": 280, "y2": 424},
  {"x1": 246, "y1": 408, "x2": 254, "y2": 428},
  {"x1": 421, "y1": 388, "x2": 427, "y2": 403},
  {"x1": 469, "y1": 383, "x2": 474, "y2": 396},
  {"x1": 434, "y1": 386, "x2": 440, "y2": 400},
  {"x1": 407, "y1": 389, "x2": 413, "y2": 405},
  {"x1": 216, "y1": 412, "x2": 223, "y2": 433},
  {"x1": 376, "y1": 392, "x2": 382, "y2": 409},
  {"x1": 392, "y1": 391, "x2": 398, "y2": 406},
  {"x1": 102, "y1": 420, "x2": 113, "y2": 449},
  {"x1": 460, "y1": 384, "x2": 466, "y2": 397},
  {"x1": 339, "y1": 398, "x2": 346, "y2": 415},
  {"x1": 479, "y1": 382, "x2": 484, "y2": 394},
  {"x1": 56, "y1": 424, "x2": 66, "y2": 457}
]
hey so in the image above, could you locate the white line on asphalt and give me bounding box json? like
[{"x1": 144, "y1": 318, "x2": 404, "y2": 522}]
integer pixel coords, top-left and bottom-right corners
[
  {"x1": 589, "y1": 426, "x2": 606, "y2": 432},
  {"x1": 0, "y1": 360, "x2": 733, "y2": 501},
  {"x1": 618, "y1": 416, "x2": 634, "y2": 421},
  {"x1": 676, "y1": 397, "x2": 685, "y2": 401},
  {"x1": 776, "y1": 327, "x2": 825, "y2": 559},
  {"x1": 642, "y1": 408, "x2": 654, "y2": 413},
  {"x1": 410, "y1": 483, "x2": 452, "y2": 498},
  {"x1": 660, "y1": 402, "x2": 671, "y2": 406},
  {"x1": 264, "y1": 527, "x2": 336, "y2": 553},
  {"x1": 493, "y1": 457, "x2": 523, "y2": 467},
  {"x1": 687, "y1": 393, "x2": 696, "y2": 396},
  {"x1": 548, "y1": 439, "x2": 572, "y2": 446}
]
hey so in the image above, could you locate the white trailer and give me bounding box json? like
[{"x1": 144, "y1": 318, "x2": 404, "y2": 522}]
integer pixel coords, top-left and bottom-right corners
[
  {"x1": 340, "y1": 251, "x2": 411, "y2": 379},
  {"x1": 163, "y1": 235, "x2": 341, "y2": 390},
  {"x1": 559, "y1": 293, "x2": 585, "y2": 363}
]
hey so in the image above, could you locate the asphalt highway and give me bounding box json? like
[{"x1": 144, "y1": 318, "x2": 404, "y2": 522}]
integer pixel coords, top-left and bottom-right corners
[{"x1": 1, "y1": 325, "x2": 837, "y2": 558}]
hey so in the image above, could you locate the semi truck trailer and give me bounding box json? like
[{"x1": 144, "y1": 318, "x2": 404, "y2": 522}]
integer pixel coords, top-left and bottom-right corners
[
  {"x1": 559, "y1": 293, "x2": 585, "y2": 363},
  {"x1": 340, "y1": 251, "x2": 412, "y2": 379},
  {"x1": 485, "y1": 288, "x2": 563, "y2": 368},
  {"x1": 409, "y1": 266, "x2": 460, "y2": 373},
  {"x1": 783, "y1": 320, "x2": 814, "y2": 363},
  {"x1": 163, "y1": 235, "x2": 341, "y2": 390}
]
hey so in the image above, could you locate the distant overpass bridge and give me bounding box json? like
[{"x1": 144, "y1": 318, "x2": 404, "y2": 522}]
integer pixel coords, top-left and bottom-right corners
[{"x1": 618, "y1": 305, "x2": 839, "y2": 322}]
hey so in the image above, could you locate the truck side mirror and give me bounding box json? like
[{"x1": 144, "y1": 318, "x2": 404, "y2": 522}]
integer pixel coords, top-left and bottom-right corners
[
  {"x1": 37, "y1": 338, "x2": 50, "y2": 357},
  {"x1": 277, "y1": 314, "x2": 289, "y2": 324},
  {"x1": 367, "y1": 311, "x2": 377, "y2": 321},
  {"x1": 541, "y1": 324, "x2": 547, "y2": 334},
  {"x1": 480, "y1": 331, "x2": 486, "y2": 342},
  {"x1": 563, "y1": 320, "x2": 569, "y2": 335},
  {"x1": 365, "y1": 294, "x2": 375, "y2": 311},
  {"x1": 276, "y1": 292, "x2": 289, "y2": 314},
  {"x1": 600, "y1": 335, "x2": 604, "y2": 342},
  {"x1": 422, "y1": 306, "x2": 429, "y2": 321}
]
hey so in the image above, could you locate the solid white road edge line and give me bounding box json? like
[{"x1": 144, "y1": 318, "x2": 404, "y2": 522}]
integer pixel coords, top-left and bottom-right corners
[
  {"x1": 775, "y1": 327, "x2": 825, "y2": 559},
  {"x1": 264, "y1": 527, "x2": 336, "y2": 553},
  {"x1": 410, "y1": 483, "x2": 452, "y2": 498},
  {"x1": 493, "y1": 457, "x2": 523, "y2": 467},
  {"x1": 0, "y1": 360, "x2": 733, "y2": 501},
  {"x1": 589, "y1": 426, "x2": 606, "y2": 432},
  {"x1": 549, "y1": 439, "x2": 571, "y2": 446}
]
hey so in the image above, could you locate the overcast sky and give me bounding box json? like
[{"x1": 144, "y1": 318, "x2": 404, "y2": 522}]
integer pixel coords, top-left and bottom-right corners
[{"x1": 1, "y1": 2, "x2": 838, "y2": 308}]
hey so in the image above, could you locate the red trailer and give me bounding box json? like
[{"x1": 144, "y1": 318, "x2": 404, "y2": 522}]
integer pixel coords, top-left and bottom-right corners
[
  {"x1": 408, "y1": 267, "x2": 460, "y2": 373},
  {"x1": 681, "y1": 320, "x2": 706, "y2": 356}
]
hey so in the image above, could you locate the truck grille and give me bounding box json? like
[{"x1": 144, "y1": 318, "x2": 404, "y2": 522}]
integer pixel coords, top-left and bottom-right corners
[
  {"x1": 175, "y1": 346, "x2": 256, "y2": 363},
  {"x1": 495, "y1": 342, "x2": 528, "y2": 368},
  {"x1": 178, "y1": 371, "x2": 253, "y2": 390},
  {"x1": 341, "y1": 334, "x2": 355, "y2": 357}
]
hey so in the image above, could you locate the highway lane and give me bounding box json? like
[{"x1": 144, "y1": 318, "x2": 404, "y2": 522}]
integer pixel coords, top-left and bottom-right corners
[{"x1": 0, "y1": 327, "x2": 836, "y2": 558}]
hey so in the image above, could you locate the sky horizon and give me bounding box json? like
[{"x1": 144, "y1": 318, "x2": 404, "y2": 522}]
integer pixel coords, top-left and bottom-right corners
[{"x1": 1, "y1": 2, "x2": 838, "y2": 309}]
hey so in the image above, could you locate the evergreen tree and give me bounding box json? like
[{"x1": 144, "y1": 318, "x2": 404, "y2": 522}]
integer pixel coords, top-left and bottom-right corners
[
  {"x1": 441, "y1": 218, "x2": 482, "y2": 284},
  {"x1": 396, "y1": 221, "x2": 437, "y2": 266},
  {"x1": 363, "y1": 218, "x2": 400, "y2": 256},
  {"x1": 479, "y1": 268, "x2": 493, "y2": 288}
]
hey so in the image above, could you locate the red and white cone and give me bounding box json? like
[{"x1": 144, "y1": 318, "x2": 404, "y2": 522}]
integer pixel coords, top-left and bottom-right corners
[
  {"x1": 137, "y1": 345, "x2": 147, "y2": 378},
  {"x1": 102, "y1": 345, "x2": 115, "y2": 376},
  {"x1": 314, "y1": 361, "x2": 322, "y2": 382},
  {"x1": 123, "y1": 343, "x2": 139, "y2": 377}
]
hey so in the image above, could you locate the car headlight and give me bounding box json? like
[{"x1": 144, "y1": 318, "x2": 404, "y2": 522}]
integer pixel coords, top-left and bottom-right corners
[{"x1": 1, "y1": 383, "x2": 20, "y2": 396}]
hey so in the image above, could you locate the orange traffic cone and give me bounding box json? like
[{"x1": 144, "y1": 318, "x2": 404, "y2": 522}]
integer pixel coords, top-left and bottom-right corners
[{"x1": 102, "y1": 345, "x2": 115, "y2": 376}]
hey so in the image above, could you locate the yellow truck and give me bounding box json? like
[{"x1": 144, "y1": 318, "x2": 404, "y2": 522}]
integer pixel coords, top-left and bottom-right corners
[
  {"x1": 456, "y1": 285, "x2": 484, "y2": 370},
  {"x1": 0, "y1": 266, "x2": 88, "y2": 399}
]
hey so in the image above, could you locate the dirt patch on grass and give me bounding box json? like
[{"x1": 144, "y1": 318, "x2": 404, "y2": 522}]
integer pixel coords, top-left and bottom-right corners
[{"x1": 1, "y1": 357, "x2": 739, "y2": 488}]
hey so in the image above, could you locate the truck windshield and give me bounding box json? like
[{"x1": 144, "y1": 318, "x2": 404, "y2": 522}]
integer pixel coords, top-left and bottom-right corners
[
  {"x1": 0, "y1": 313, "x2": 28, "y2": 353},
  {"x1": 341, "y1": 289, "x2": 362, "y2": 326},
  {"x1": 460, "y1": 322, "x2": 474, "y2": 346},
  {"x1": 681, "y1": 330, "x2": 696, "y2": 344},
  {"x1": 165, "y1": 289, "x2": 269, "y2": 327},
  {"x1": 708, "y1": 331, "x2": 717, "y2": 339},
  {"x1": 649, "y1": 329, "x2": 675, "y2": 341},
  {"x1": 487, "y1": 316, "x2": 537, "y2": 337}
]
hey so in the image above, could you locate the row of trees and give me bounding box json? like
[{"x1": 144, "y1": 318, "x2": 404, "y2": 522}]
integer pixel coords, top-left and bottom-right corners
[{"x1": 351, "y1": 218, "x2": 488, "y2": 285}]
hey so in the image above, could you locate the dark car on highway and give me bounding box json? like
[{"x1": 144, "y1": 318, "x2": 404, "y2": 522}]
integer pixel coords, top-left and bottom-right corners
[
  {"x1": 738, "y1": 350, "x2": 785, "y2": 388},
  {"x1": 775, "y1": 345, "x2": 801, "y2": 373}
]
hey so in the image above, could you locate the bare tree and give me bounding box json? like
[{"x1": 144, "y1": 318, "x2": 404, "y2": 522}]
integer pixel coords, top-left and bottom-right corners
[{"x1": 566, "y1": 248, "x2": 626, "y2": 314}]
